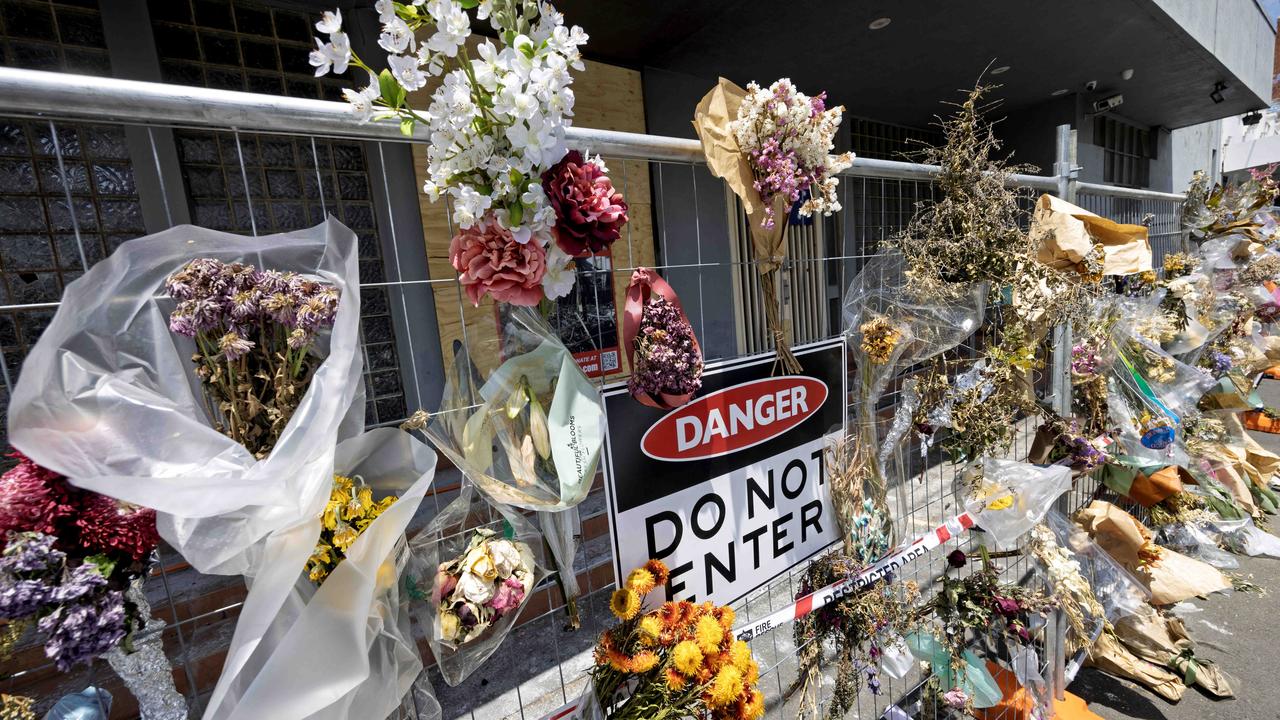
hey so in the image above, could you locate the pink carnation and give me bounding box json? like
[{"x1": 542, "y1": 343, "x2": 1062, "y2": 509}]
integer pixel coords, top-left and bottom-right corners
[
  {"x1": 76, "y1": 493, "x2": 160, "y2": 562},
  {"x1": 542, "y1": 151, "x2": 629, "y2": 256},
  {"x1": 0, "y1": 451, "x2": 75, "y2": 538},
  {"x1": 488, "y1": 576, "x2": 526, "y2": 614},
  {"x1": 449, "y1": 215, "x2": 547, "y2": 306}
]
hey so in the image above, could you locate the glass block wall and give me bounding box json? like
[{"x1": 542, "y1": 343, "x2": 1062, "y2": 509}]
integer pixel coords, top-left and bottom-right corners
[
  {"x1": 150, "y1": 0, "x2": 409, "y2": 425},
  {"x1": 0, "y1": 0, "x2": 146, "y2": 447}
]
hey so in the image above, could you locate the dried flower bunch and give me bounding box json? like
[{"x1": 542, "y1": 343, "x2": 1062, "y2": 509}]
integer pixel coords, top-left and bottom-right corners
[
  {"x1": 1183, "y1": 164, "x2": 1279, "y2": 243},
  {"x1": 434, "y1": 527, "x2": 536, "y2": 647},
  {"x1": 731, "y1": 79, "x2": 853, "y2": 230},
  {"x1": 0, "y1": 453, "x2": 159, "y2": 671},
  {"x1": 315, "y1": 2, "x2": 630, "y2": 305},
  {"x1": 165, "y1": 258, "x2": 340, "y2": 458},
  {"x1": 629, "y1": 296, "x2": 703, "y2": 401},
  {"x1": 1239, "y1": 252, "x2": 1280, "y2": 285},
  {"x1": 933, "y1": 548, "x2": 1055, "y2": 642},
  {"x1": 1028, "y1": 525, "x2": 1104, "y2": 656},
  {"x1": 593, "y1": 560, "x2": 763, "y2": 720},
  {"x1": 858, "y1": 317, "x2": 904, "y2": 365},
  {"x1": 1070, "y1": 319, "x2": 1114, "y2": 437},
  {"x1": 0, "y1": 694, "x2": 33, "y2": 720},
  {"x1": 824, "y1": 435, "x2": 891, "y2": 562},
  {"x1": 790, "y1": 553, "x2": 921, "y2": 719},
  {"x1": 306, "y1": 474, "x2": 398, "y2": 585},
  {"x1": 887, "y1": 83, "x2": 1034, "y2": 297},
  {"x1": 1039, "y1": 416, "x2": 1109, "y2": 473}
]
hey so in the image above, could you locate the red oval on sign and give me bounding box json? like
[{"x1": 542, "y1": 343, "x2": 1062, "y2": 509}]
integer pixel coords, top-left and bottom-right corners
[{"x1": 640, "y1": 376, "x2": 828, "y2": 462}]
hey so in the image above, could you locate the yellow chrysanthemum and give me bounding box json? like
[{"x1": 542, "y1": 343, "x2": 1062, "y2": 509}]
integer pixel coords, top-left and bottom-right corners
[
  {"x1": 630, "y1": 650, "x2": 659, "y2": 673},
  {"x1": 638, "y1": 615, "x2": 662, "y2": 645},
  {"x1": 671, "y1": 640, "x2": 704, "y2": 676},
  {"x1": 625, "y1": 568, "x2": 656, "y2": 596},
  {"x1": 745, "y1": 659, "x2": 759, "y2": 685},
  {"x1": 728, "y1": 640, "x2": 752, "y2": 673},
  {"x1": 610, "y1": 588, "x2": 641, "y2": 620},
  {"x1": 708, "y1": 666, "x2": 744, "y2": 708},
  {"x1": 695, "y1": 614, "x2": 724, "y2": 654}
]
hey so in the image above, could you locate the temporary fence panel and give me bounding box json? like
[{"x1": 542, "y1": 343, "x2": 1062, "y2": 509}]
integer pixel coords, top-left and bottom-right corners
[{"x1": 0, "y1": 66, "x2": 1187, "y2": 720}]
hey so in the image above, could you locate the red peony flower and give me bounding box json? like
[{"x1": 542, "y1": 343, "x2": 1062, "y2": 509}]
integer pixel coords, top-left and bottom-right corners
[
  {"x1": 542, "y1": 151, "x2": 629, "y2": 256},
  {"x1": 0, "y1": 451, "x2": 76, "y2": 538},
  {"x1": 76, "y1": 493, "x2": 160, "y2": 562},
  {"x1": 449, "y1": 214, "x2": 547, "y2": 306}
]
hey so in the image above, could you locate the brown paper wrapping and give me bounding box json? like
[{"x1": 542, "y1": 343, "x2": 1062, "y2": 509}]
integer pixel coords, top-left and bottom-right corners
[
  {"x1": 692, "y1": 78, "x2": 799, "y2": 373},
  {"x1": 1087, "y1": 630, "x2": 1186, "y2": 702},
  {"x1": 1074, "y1": 500, "x2": 1230, "y2": 605},
  {"x1": 1029, "y1": 194, "x2": 1152, "y2": 276},
  {"x1": 1113, "y1": 608, "x2": 1234, "y2": 698},
  {"x1": 1128, "y1": 465, "x2": 1187, "y2": 507}
]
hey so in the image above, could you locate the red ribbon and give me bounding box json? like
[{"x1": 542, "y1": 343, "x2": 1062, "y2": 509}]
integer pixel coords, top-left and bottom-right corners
[{"x1": 623, "y1": 268, "x2": 702, "y2": 410}]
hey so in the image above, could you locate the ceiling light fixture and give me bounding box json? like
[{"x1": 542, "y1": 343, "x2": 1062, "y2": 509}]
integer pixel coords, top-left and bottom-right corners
[
  {"x1": 868, "y1": 17, "x2": 891, "y2": 30},
  {"x1": 990, "y1": 65, "x2": 1010, "y2": 75},
  {"x1": 1121, "y1": 68, "x2": 1134, "y2": 80},
  {"x1": 1210, "y1": 81, "x2": 1227, "y2": 104},
  {"x1": 1051, "y1": 88, "x2": 1070, "y2": 96}
]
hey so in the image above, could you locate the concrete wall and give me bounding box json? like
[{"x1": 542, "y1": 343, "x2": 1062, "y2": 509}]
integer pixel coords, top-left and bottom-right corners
[
  {"x1": 1170, "y1": 119, "x2": 1223, "y2": 190},
  {"x1": 1150, "y1": 0, "x2": 1275, "y2": 104}
]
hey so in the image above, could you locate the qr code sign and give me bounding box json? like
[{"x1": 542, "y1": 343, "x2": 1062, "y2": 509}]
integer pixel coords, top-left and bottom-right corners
[{"x1": 601, "y1": 350, "x2": 619, "y2": 372}]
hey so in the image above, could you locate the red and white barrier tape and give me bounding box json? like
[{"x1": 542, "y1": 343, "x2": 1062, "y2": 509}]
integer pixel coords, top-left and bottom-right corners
[
  {"x1": 535, "y1": 509, "x2": 976, "y2": 720},
  {"x1": 731, "y1": 510, "x2": 975, "y2": 642}
]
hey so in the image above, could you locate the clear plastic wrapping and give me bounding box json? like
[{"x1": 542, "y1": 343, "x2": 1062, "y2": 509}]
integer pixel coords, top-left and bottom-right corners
[
  {"x1": 425, "y1": 305, "x2": 604, "y2": 512},
  {"x1": 8, "y1": 218, "x2": 366, "y2": 577},
  {"x1": 404, "y1": 484, "x2": 550, "y2": 686},
  {"x1": 970, "y1": 459, "x2": 1072, "y2": 549},
  {"x1": 202, "y1": 428, "x2": 438, "y2": 720}
]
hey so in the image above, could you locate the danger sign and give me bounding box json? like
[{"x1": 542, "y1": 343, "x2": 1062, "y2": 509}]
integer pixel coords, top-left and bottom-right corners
[{"x1": 602, "y1": 340, "x2": 846, "y2": 606}]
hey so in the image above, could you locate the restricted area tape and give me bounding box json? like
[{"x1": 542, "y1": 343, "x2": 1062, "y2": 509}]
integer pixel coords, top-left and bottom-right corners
[
  {"x1": 534, "y1": 509, "x2": 976, "y2": 720},
  {"x1": 731, "y1": 510, "x2": 975, "y2": 642}
]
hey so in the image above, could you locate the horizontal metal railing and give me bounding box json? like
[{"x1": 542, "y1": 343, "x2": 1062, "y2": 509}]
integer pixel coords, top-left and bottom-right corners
[{"x1": 0, "y1": 66, "x2": 1065, "y2": 190}]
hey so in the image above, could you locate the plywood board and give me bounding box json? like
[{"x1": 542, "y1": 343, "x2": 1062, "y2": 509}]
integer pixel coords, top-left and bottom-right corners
[{"x1": 405, "y1": 43, "x2": 656, "y2": 385}]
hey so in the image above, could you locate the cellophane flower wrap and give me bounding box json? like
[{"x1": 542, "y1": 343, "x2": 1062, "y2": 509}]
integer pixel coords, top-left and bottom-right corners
[
  {"x1": 623, "y1": 268, "x2": 703, "y2": 410},
  {"x1": 197, "y1": 428, "x2": 438, "y2": 720},
  {"x1": 425, "y1": 305, "x2": 602, "y2": 628},
  {"x1": 313, "y1": 1, "x2": 627, "y2": 305},
  {"x1": 404, "y1": 484, "x2": 548, "y2": 686},
  {"x1": 7, "y1": 219, "x2": 370, "y2": 718}
]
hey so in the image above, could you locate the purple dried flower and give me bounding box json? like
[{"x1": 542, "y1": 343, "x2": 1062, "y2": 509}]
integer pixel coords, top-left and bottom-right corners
[
  {"x1": 629, "y1": 296, "x2": 702, "y2": 399},
  {"x1": 294, "y1": 294, "x2": 337, "y2": 332},
  {"x1": 0, "y1": 577, "x2": 54, "y2": 619},
  {"x1": 0, "y1": 533, "x2": 64, "y2": 575},
  {"x1": 217, "y1": 331, "x2": 254, "y2": 361},
  {"x1": 38, "y1": 588, "x2": 127, "y2": 671},
  {"x1": 225, "y1": 262, "x2": 256, "y2": 291},
  {"x1": 1070, "y1": 343, "x2": 1100, "y2": 375},
  {"x1": 49, "y1": 563, "x2": 108, "y2": 604},
  {"x1": 261, "y1": 292, "x2": 299, "y2": 327},
  {"x1": 184, "y1": 297, "x2": 224, "y2": 333},
  {"x1": 287, "y1": 328, "x2": 313, "y2": 350},
  {"x1": 1208, "y1": 350, "x2": 1232, "y2": 375},
  {"x1": 228, "y1": 289, "x2": 261, "y2": 323}
]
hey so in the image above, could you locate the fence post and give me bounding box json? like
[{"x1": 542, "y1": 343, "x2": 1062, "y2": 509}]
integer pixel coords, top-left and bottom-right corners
[{"x1": 1048, "y1": 123, "x2": 1078, "y2": 703}]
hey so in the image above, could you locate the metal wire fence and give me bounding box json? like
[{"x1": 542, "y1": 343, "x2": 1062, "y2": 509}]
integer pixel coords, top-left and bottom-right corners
[{"x1": 0, "y1": 67, "x2": 1188, "y2": 720}]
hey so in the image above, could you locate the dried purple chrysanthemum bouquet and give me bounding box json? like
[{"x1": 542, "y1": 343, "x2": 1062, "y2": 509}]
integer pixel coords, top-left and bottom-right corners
[{"x1": 165, "y1": 258, "x2": 340, "y2": 458}]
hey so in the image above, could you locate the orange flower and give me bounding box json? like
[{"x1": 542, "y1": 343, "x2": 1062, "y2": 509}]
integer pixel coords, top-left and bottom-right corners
[
  {"x1": 745, "y1": 658, "x2": 759, "y2": 685},
  {"x1": 715, "y1": 605, "x2": 736, "y2": 631},
  {"x1": 644, "y1": 559, "x2": 670, "y2": 586},
  {"x1": 630, "y1": 650, "x2": 659, "y2": 673},
  {"x1": 738, "y1": 688, "x2": 765, "y2": 720},
  {"x1": 665, "y1": 667, "x2": 688, "y2": 692}
]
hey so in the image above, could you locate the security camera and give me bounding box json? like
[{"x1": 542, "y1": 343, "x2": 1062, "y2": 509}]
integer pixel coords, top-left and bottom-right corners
[
  {"x1": 1092, "y1": 94, "x2": 1124, "y2": 113},
  {"x1": 1084, "y1": 80, "x2": 1098, "y2": 92}
]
